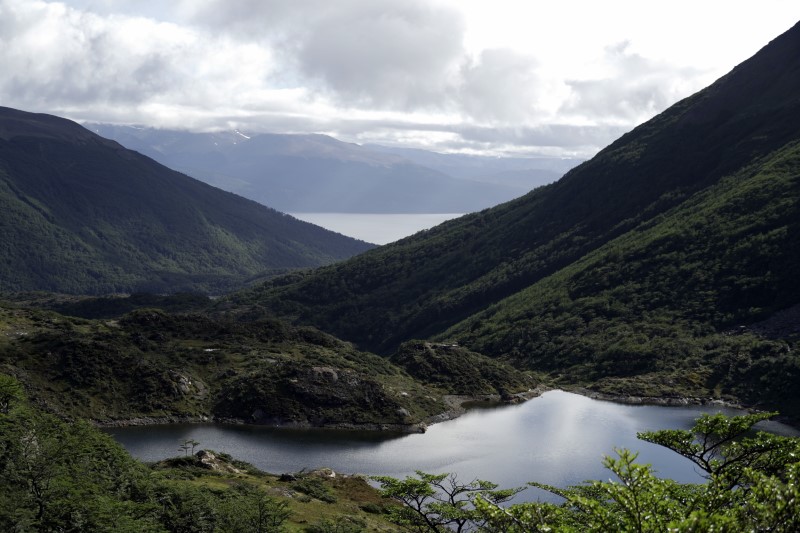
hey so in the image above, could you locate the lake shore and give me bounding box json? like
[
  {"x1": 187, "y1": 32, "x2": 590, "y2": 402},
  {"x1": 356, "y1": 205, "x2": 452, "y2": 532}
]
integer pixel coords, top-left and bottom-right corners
[
  {"x1": 565, "y1": 387, "x2": 746, "y2": 409},
  {"x1": 92, "y1": 387, "x2": 550, "y2": 432},
  {"x1": 106, "y1": 389, "x2": 800, "y2": 493},
  {"x1": 92, "y1": 384, "x2": 799, "y2": 432}
]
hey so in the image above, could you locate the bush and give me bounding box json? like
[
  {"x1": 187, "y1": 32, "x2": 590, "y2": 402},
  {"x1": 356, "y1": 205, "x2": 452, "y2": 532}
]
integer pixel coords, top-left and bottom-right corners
[{"x1": 293, "y1": 477, "x2": 337, "y2": 503}]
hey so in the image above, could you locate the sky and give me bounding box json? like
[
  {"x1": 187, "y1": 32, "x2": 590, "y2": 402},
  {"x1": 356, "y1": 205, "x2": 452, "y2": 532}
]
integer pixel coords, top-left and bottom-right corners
[{"x1": 2, "y1": 1, "x2": 799, "y2": 158}]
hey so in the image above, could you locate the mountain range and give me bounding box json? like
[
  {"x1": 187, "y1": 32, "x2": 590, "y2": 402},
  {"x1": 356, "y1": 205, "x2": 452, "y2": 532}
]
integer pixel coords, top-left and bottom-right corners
[
  {"x1": 0, "y1": 107, "x2": 372, "y2": 295},
  {"x1": 2, "y1": 21, "x2": 800, "y2": 425},
  {"x1": 89, "y1": 124, "x2": 580, "y2": 213},
  {"x1": 230, "y1": 20, "x2": 800, "y2": 418}
]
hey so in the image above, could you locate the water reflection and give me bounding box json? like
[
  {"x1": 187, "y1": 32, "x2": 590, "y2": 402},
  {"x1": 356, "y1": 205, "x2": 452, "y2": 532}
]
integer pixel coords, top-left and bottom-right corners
[{"x1": 105, "y1": 390, "x2": 798, "y2": 502}]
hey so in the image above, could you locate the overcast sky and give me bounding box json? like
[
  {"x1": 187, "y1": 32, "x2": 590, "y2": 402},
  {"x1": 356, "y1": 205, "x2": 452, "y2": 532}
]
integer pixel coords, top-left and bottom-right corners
[{"x1": 2, "y1": 1, "x2": 799, "y2": 157}]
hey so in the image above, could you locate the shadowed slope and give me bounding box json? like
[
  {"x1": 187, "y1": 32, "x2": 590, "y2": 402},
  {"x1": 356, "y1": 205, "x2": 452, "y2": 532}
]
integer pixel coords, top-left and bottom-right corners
[
  {"x1": 234, "y1": 21, "x2": 800, "y2": 354},
  {"x1": 0, "y1": 107, "x2": 373, "y2": 294}
]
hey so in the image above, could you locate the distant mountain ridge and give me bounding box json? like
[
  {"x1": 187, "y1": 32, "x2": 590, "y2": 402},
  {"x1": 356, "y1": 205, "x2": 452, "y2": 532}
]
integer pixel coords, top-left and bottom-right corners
[
  {"x1": 0, "y1": 107, "x2": 373, "y2": 294},
  {"x1": 231, "y1": 21, "x2": 800, "y2": 418},
  {"x1": 363, "y1": 143, "x2": 578, "y2": 186},
  {"x1": 90, "y1": 124, "x2": 579, "y2": 213}
]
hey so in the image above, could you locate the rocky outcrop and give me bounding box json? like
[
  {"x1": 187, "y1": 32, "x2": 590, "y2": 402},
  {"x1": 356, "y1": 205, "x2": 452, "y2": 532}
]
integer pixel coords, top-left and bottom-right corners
[
  {"x1": 213, "y1": 363, "x2": 419, "y2": 430},
  {"x1": 195, "y1": 450, "x2": 245, "y2": 474},
  {"x1": 571, "y1": 387, "x2": 745, "y2": 409},
  {"x1": 167, "y1": 370, "x2": 207, "y2": 398}
]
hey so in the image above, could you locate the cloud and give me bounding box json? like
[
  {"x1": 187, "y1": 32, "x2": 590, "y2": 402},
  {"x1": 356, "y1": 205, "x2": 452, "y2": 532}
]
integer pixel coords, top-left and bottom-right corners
[
  {"x1": 456, "y1": 48, "x2": 559, "y2": 124},
  {"x1": 0, "y1": 0, "x2": 279, "y2": 127},
  {"x1": 2, "y1": 3, "x2": 173, "y2": 104},
  {"x1": 0, "y1": 0, "x2": 729, "y2": 157},
  {"x1": 296, "y1": 3, "x2": 464, "y2": 109},
  {"x1": 180, "y1": 0, "x2": 467, "y2": 110},
  {"x1": 454, "y1": 123, "x2": 629, "y2": 149},
  {"x1": 560, "y1": 41, "x2": 705, "y2": 123}
]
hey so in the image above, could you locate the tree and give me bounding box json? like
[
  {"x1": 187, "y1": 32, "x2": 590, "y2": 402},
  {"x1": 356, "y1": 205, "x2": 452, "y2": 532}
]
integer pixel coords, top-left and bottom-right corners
[
  {"x1": 0, "y1": 374, "x2": 23, "y2": 414},
  {"x1": 178, "y1": 438, "x2": 201, "y2": 456},
  {"x1": 380, "y1": 413, "x2": 800, "y2": 532},
  {"x1": 373, "y1": 471, "x2": 522, "y2": 532},
  {"x1": 0, "y1": 405, "x2": 159, "y2": 531},
  {"x1": 217, "y1": 483, "x2": 291, "y2": 533},
  {"x1": 637, "y1": 411, "x2": 799, "y2": 488}
]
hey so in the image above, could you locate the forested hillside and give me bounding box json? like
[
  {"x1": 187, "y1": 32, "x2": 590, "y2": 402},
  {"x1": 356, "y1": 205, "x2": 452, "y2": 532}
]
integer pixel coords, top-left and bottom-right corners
[
  {"x1": 230, "y1": 21, "x2": 800, "y2": 417},
  {"x1": 444, "y1": 139, "x2": 800, "y2": 412},
  {"x1": 0, "y1": 107, "x2": 372, "y2": 295}
]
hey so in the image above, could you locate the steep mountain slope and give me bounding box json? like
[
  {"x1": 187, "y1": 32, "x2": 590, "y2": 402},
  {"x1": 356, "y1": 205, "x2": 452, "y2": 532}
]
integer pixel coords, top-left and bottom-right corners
[
  {"x1": 0, "y1": 107, "x2": 373, "y2": 294},
  {"x1": 232, "y1": 18, "x2": 800, "y2": 376},
  {"x1": 90, "y1": 125, "x2": 533, "y2": 213},
  {"x1": 444, "y1": 138, "x2": 800, "y2": 410}
]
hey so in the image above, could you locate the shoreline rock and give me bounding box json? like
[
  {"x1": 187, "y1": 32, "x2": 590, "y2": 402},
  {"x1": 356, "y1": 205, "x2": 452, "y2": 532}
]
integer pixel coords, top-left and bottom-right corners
[
  {"x1": 96, "y1": 414, "x2": 213, "y2": 427},
  {"x1": 93, "y1": 387, "x2": 549, "y2": 432},
  {"x1": 90, "y1": 387, "x2": 798, "y2": 431},
  {"x1": 94, "y1": 413, "x2": 429, "y2": 433},
  {"x1": 564, "y1": 386, "x2": 749, "y2": 410},
  {"x1": 427, "y1": 387, "x2": 549, "y2": 425},
  {"x1": 560, "y1": 387, "x2": 799, "y2": 429}
]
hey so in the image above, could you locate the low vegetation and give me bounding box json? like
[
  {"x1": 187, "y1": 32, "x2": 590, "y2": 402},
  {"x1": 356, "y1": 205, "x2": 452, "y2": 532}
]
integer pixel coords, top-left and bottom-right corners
[
  {"x1": 390, "y1": 340, "x2": 538, "y2": 397},
  {"x1": 0, "y1": 376, "x2": 399, "y2": 531},
  {"x1": 0, "y1": 301, "x2": 536, "y2": 429}
]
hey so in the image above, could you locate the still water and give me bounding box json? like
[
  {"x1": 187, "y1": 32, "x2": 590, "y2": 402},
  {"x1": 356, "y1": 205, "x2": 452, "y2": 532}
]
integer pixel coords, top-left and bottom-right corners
[
  {"x1": 106, "y1": 390, "x2": 798, "y2": 501},
  {"x1": 290, "y1": 213, "x2": 463, "y2": 245}
]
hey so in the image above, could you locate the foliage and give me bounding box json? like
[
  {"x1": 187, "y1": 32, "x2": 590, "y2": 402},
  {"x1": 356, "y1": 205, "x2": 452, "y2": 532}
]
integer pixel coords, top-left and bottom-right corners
[
  {"x1": 179, "y1": 439, "x2": 201, "y2": 456},
  {"x1": 305, "y1": 515, "x2": 366, "y2": 533},
  {"x1": 0, "y1": 380, "x2": 389, "y2": 532},
  {"x1": 51, "y1": 292, "x2": 213, "y2": 319},
  {"x1": 0, "y1": 304, "x2": 446, "y2": 428},
  {"x1": 390, "y1": 340, "x2": 536, "y2": 396},
  {"x1": 0, "y1": 387, "x2": 162, "y2": 531},
  {"x1": 374, "y1": 471, "x2": 522, "y2": 532},
  {"x1": 446, "y1": 141, "x2": 800, "y2": 419},
  {"x1": 376, "y1": 412, "x2": 800, "y2": 532},
  {"x1": 0, "y1": 373, "x2": 23, "y2": 414},
  {"x1": 293, "y1": 476, "x2": 338, "y2": 503},
  {"x1": 217, "y1": 483, "x2": 292, "y2": 533},
  {"x1": 637, "y1": 411, "x2": 800, "y2": 487}
]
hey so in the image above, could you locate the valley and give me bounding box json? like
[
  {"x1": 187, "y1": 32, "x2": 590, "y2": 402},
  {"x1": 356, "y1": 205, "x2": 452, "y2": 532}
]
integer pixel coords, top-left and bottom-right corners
[
  {"x1": 1, "y1": 12, "x2": 800, "y2": 532},
  {"x1": 89, "y1": 124, "x2": 578, "y2": 215}
]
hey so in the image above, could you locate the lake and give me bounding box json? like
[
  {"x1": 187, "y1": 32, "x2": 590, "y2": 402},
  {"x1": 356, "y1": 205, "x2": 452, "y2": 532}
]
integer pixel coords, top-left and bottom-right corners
[
  {"x1": 105, "y1": 390, "x2": 799, "y2": 502},
  {"x1": 290, "y1": 213, "x2": 463, "y2": 245}
]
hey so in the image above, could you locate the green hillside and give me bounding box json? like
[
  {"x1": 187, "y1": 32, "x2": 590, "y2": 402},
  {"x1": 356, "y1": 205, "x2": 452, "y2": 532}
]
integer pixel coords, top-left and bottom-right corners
[
  {"x1": 230, "y1": 22, "x2": 800, "y2": 417},
  {"x1": 444, "y1": 139, "x2": 800, "y2": 411},
  {"x1": 0, "y1": 300, "x2": 534, "y2": 429},
  {"x1": 0, "y1": 379, "x2": 403, "y2": 531},
  {"x1": 0, "y1": 107, "x2": 373, "y2": 295}
]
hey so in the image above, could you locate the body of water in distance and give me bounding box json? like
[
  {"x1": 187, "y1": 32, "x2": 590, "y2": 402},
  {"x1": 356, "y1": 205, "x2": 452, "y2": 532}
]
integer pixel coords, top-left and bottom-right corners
[{"x1": 290, "y1": 213, "x2": 463, "y2": 245}]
